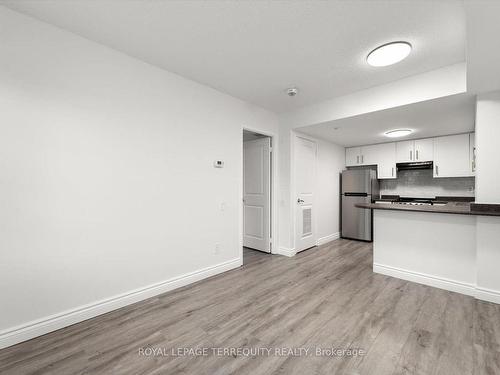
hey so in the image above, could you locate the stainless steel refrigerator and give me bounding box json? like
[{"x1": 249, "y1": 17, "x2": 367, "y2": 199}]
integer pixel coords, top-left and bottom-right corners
[{"x1": 341, "y1": 169, "x2": 379, "y2": 241}]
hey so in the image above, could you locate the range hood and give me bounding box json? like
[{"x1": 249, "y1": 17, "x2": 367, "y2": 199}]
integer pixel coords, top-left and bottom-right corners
[{"x1": 396, "y1": 161, "x2": 433, "y2": 171}]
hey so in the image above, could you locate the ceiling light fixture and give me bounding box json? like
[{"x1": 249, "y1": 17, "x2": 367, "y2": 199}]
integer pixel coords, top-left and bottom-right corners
[
  {"x1": 367, "y1": 41, "x2": 412, "y2": 67},
  {"x1": 384, "y1": 129, "x2": 413, "y2": 138}
]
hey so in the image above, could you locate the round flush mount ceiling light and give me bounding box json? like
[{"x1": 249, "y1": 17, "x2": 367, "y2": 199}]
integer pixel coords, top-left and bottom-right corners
[
  {"x1": 367, "y1": 41, "x2": 412, "y2": 67},
  {"x1": 385, "y1": 129, "x2": 413, "y2": 138}
]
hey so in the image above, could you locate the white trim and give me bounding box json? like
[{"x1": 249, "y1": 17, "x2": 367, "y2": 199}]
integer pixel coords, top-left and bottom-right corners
[
  {"x1": 475, "y1": 287, "x2": 500, "y2": 305},
  {"x1": 276, "y1": 247, "x2": 297, "y2": 257},
  {"x1": 316, "y1": 232, "x2": 340, "y2": 246},
  {"x1": 373, "y1": 263, "x2": 476, "y2": 297},
  {"x1": 0, "y1": 258, "x2": 241, "y2": 349}
]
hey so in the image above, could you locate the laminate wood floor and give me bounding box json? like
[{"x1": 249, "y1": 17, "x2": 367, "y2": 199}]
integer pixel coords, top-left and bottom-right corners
[
  {"x1": 243, "y1": 247, "x2": 271, "y2": 265},
  {"x1": 1, "y1": 239, "x2": 500, "y2": 375}
]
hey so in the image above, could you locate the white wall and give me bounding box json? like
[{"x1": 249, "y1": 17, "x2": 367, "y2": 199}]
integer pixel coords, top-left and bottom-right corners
[
  {"x1": 280, "y1": 63, "x2": 466, "y2": 129},
  {"x1": 374, "y1": 210, "x2": 476, "y2": 295},
  {"x1": 278, "y1": 128, "x2": 294, "y2": 250},
  {"x1": 465, "y1": 1, "x2": 500, "y2": 94},
  {"x1": 316, "y1": 138, "x2": 344, "y2": 244},
  {"x1": 474, "y1": 91, "x2": 500, "y2": 304},
  {"x1": 0, "y1": 7, "x2": 279, "y2": 347},
  {"x1": 475, "y1": 92, "x2": 500, "y2": 203}
]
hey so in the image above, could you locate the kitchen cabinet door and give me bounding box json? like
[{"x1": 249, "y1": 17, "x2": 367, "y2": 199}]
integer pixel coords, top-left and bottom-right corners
[
  {"x1": 470, "y1": 133, "x2": 476, "y2": 175},
  {"x1": 345, "y1": 147, "x2": 360, "y2": 166},
  {"x1": 396, "y1": 140, "x2": 414, "y2": 162},
  {"x1": 360, "y1": 145, "x2": 378, "y2": 165},
  {"x1": 414, "y1": 138, "x2": 433, "y2": 162},
  {"x1": 374, "y1": 143, "x2": 397, "y2": 179},
  {"x1": 433, "y1": 134, "x2": 473, "y2": 178}
]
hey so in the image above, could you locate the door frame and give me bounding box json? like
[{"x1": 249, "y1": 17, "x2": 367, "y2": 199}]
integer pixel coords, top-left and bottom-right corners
[
  {"x1": 292, "y1": 132, "x2": 318, "y2": 252},
  {"x1": 240, "y1": 127, "x2": 278, "y2": 263}
]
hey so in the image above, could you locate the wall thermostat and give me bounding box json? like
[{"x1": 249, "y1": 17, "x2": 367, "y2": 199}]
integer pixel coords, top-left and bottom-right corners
[{"x1": 214, "y1": 160, "x2": 224, "y2": 168}]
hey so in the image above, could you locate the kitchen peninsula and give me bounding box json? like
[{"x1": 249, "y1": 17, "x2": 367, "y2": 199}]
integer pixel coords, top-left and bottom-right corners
[{"x1": 357, "y1": 200, "x2": 500, "y2": 298}]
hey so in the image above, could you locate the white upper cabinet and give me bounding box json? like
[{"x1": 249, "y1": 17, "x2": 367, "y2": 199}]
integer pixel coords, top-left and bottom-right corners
[
  {"x1": 470, "y1": 133, "x2": 476, "y2": 175},
  {"x1": 345, "y1": 147, "x2": 361, "y2": 166},
  {"x1": 346, "y1": 143, "x2": 396, "y2": 179},
  {"x1": 396, "y1": 139, "x2": 434, "y2": 162},
  {"x1": 346, "y1": 146, "x2": 369, "y2": 166},
  {"x1": 396, "y1": 140, "x2": 414, "y2": 163},
  {"x1": 346, "y1": 133, "x2": 473, "y2": 179},
  {"x1": 346, "y1": 145, "x2": 388, "y2": 169},
  {"x1": 360, "y1": 144, "x2": 378, "y2": 166},
  {"x1": 372, "y1": 143, "x2": 397, "y2": 179},
  {"x1": 433, "y1": 134, "x2": 473, "y2": 178},
  {"x1": 414, "y1": 138, "x2": 434, "y2": 162}
]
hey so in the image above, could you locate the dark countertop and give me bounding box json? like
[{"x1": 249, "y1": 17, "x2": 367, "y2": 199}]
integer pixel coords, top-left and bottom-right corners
[{"x1": 356, "y1": 201, "x2": 500, "y2": 217}]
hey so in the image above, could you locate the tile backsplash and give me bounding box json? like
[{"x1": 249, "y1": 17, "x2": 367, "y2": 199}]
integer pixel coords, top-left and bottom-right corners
[{"x1": 379, "y1": 169, "x2": 475, "y2": 198}]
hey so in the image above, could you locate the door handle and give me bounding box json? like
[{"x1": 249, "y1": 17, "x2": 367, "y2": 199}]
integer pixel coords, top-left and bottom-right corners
[
  {"x1": 297, "y1": 198, "x2": 304, "y2": 204},
  {"x1": 410, "y1": 150, "x2": 412, "y2": 161},
  {"x1": 416, "y1": 150, "x2": 419, "y2": 160}
]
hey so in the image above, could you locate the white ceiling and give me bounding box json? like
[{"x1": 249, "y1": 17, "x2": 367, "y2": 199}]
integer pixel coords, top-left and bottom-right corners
[
  {"x1": 297, "y1": 93, "x2": 476, "y2": 147},
  {"x1": 1, "y1": 0, "x2": 465, "y2": 113}
]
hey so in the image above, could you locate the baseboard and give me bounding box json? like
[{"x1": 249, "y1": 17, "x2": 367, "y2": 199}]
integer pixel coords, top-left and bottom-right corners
[
  {"x1": 276, "y1": 247, "x2": 296, "y2": 257},
  {"x1": 0, "y1": 258, "x2": 241, "y2": 349},
  {"x1": 316, "y1": 232, "x2": 340, "y2": 246},
  {"x1": 275, "y1": 233, "x2": 340, "y2": 257},
  {"x1": 475, "y1": 287, "x2": 500, "y2": 305},
  {"x1": 373, "y1": 263, "x2": 476, "y2": 297}
]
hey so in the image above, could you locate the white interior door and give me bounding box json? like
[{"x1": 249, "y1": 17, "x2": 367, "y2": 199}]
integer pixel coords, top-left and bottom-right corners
[
  {"x1": 243, "y1": 138, "x2": 271, "y2": 252},
  {"x1": 295, "y1": 136, "x2": 317, "y2": 252}
]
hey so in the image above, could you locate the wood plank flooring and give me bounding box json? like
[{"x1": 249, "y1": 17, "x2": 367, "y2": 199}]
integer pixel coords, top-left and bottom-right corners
[
  {"x1": 243, "y1": 247, "x2": 270, "y2": 265},
  {"x1": 1, "y1": 239, "x2": 500, "y2": 374}
]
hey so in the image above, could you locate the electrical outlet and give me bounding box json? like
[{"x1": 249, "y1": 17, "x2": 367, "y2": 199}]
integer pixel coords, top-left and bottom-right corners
[{"x1": 214, "y1": 243, "x2": 221, "y2": 254}]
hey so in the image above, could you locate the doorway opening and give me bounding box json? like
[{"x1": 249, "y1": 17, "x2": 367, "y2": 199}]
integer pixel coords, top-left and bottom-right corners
[{"x1": 242, "y1": 129, "x2": 273, "y2": 265}]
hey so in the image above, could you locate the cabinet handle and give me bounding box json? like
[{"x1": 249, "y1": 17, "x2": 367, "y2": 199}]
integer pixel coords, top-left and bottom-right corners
[
  {"x1": 392, "y1": 167, "x2": 394, "y2": 177},
  {"x1": 435, "y1": 165, "x2": 439, "y2": 176},
  {"x1": 472, "y1": 147, "x2": 476, "y2": 172},
  {"x1": 410, "y1": 150, "x2": 412, "y2": 161},
  {"x1": 416, "y1": 150, "x2": 419, "y2": 160},
  {"x1": 357, "y1": 155, "x2": 359, "y2": 164},
  {"x1": 361, "y1": 155, "x2": 364, "y2": 163}
]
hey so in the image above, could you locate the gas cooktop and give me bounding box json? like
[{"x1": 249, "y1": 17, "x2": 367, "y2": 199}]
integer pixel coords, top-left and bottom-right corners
[{"x1": 374, "y1": 197, "x2": 448, "y2": 206}]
